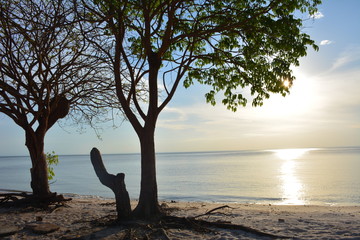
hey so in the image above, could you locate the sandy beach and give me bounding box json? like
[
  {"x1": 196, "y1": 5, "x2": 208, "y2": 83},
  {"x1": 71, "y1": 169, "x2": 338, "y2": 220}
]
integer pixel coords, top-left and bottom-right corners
[{"x1": 1, "y1": 197, "x2": 360, "y2": 239}]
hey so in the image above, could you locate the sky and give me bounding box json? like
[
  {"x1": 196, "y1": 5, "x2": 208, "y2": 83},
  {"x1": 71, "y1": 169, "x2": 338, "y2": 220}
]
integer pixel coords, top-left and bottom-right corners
[{"x1": 0, "y1": 0, "x2": 359, "y2": 156}]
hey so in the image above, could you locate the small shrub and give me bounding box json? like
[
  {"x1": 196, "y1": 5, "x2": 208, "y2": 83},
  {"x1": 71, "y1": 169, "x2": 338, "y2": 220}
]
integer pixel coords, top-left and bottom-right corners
[{"x1": 46, "y1": 151, "x2": 59, "y2": 181}]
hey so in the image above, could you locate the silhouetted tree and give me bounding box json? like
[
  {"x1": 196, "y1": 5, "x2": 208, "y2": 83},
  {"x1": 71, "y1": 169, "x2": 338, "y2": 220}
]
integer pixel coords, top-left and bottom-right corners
[
  {"x1": 0, "y1": 0, "x2": 113, "y2": 200},
  {"x1": 79, "y1": 0, "x2": 321, "y2": 218}
]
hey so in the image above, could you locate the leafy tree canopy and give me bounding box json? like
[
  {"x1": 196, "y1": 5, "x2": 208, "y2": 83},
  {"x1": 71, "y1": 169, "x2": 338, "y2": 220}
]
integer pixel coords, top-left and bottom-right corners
[{"x1": 88, "y1": 0, "x2": 320, "y2": 113}]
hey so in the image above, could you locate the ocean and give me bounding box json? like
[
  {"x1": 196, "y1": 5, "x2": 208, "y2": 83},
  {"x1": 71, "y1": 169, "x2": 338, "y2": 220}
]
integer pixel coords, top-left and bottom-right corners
[{"x1": 0, "y1": 147, "x2": 359, "y2": 206}]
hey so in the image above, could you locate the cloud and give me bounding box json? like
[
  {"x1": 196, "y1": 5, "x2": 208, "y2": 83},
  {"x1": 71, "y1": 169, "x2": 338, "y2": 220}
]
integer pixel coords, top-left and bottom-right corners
[
  {"x1": 157, "y1": 107, "x2": 191, "y2": 130},
  {"x1": 320, "y1": 40, "x2": 333, "y2": 45},
  {"x1": 330, "y1": 46, "x2": 360, "y2": 70},
  {"x1": 311, "y1": 11, "x2": 324, "y2": 19}
]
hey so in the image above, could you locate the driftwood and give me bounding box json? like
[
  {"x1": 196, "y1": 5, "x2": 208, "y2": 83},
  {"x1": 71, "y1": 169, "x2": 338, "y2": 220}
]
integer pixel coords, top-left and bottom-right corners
[
  {"x1": 193, "y1": 205, "x2": 233, "y2": 219},
  {"x1": 90, "y1": 148, "x2": 131, "y2": 220}
]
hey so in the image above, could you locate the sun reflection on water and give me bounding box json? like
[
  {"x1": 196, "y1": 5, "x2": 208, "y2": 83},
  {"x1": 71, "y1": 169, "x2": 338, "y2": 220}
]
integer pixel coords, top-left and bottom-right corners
[
  {"x1": 272, "y1": 148, "x2": 316, "y2": 205},
  {"x1": 275, "y1": 148, "x2": 310, "y2": 161},
  {"x1": 280, "y1": 159, "x2": 304, "y2": 204}
]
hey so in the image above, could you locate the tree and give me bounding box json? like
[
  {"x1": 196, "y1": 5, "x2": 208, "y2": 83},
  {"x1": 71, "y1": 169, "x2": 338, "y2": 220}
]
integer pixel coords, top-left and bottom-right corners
[
  {"x1": 0, "y1": 0, "x2": 112, "y2": 200},
  {"x1": 80, "y1": 0, "x2": 321, "y2": 218}
]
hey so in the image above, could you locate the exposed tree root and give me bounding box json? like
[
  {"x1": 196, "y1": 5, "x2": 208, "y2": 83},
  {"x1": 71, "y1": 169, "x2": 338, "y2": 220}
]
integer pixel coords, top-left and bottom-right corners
[
  {"x1": 0, "y1": 191, "x2": 71, "y2": 209},
  {"x1": 162, "y1": 215, "x2": 289, "y2": 239},
  {"x1": 87, "y1": 205, "x2": 291, "y2": 239}
]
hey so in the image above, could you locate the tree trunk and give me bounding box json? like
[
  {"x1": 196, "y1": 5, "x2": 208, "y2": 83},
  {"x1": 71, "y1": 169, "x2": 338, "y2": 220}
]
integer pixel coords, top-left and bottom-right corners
[
  {"x1": 133, "y1": 128, "x2": 161, "y2": 218},
  {"x1": 90, "y1": 148, "x2": 131, "y2": 220},
  {"x1": 25, "y1": 131, "x2": 51, "y2": 198}
]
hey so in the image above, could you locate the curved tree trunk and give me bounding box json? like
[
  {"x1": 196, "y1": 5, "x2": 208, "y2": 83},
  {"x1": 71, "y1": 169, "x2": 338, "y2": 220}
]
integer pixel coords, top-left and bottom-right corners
[
  {"x1": 90, "y1": 148, "x2": 131, "y2": 220},
  {"x1": 133, "y1": 128, "x2": 161, "y2": 218},
  {"x1": 25, "y1": 130, "x2": 50, "y2": 198}
]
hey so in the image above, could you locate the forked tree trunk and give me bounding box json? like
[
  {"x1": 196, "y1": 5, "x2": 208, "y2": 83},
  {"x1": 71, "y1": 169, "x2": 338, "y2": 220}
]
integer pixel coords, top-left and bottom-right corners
[
  {"x1": 21, "y1": 97, "x2": 70, "y2": 200},
  {"x1": 25, "y1": 130, "x2": 51, "y2": 198},
  {"x1": 133, "y1": 129, "x2": 161, "y2": 218},
  {"x1": 90, "y1": 148, "x2": 131, "y2": 220}
]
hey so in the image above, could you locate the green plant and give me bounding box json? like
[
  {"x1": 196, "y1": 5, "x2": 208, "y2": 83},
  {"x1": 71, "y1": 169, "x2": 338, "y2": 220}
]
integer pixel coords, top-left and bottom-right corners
[{"x1": 46, "y1": 151, "x2": 59, "y2": 181}]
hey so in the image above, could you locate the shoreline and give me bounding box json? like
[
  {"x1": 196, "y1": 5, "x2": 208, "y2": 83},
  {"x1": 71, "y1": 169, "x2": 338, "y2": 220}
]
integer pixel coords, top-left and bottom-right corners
[
  {"x1": 40, "y1": 192, "x2": 360, "y2": 208},
  {"x1": 2, "y1": 190, "x2": 360, "y2": 207},
  {"x1": 1, "y1": 197, "x2": 360, "y2": 239}
]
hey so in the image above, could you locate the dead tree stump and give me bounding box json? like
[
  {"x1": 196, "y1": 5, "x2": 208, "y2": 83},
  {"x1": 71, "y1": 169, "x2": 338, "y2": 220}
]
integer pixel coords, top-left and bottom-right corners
[{"x1": 90, "y1": 148, "x2": 131, "y2": 220}]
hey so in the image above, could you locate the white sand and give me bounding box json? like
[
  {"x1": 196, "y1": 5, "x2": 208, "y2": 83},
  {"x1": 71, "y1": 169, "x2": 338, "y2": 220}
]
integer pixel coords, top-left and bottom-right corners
[{"x1": 1, "y1": 198, "x2": 360, "y2": 239}]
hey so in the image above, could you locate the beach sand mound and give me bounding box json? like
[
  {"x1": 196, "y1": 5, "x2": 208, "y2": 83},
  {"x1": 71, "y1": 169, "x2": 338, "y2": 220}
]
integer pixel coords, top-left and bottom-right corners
[{"x1": 1, "y1": 198, "x2": 360, "y2": 239}]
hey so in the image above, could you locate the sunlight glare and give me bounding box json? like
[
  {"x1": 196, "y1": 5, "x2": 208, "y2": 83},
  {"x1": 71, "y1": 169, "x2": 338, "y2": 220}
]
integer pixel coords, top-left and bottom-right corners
[
  {"x1": 245, "y1": 71, "x2": 322, "y2": 119},
  {"x1": 280, "y1": 160, "x2": 305, "y2": 205},
  {"x1": 274, "y1": 148, "x2": 310, "y2": 161},
  {"x1": 271, "y1": 148, "x2": 316, "y2": 205},
  {"x1": 283, "y1": 79, "x2": 291, "y2": 88}
]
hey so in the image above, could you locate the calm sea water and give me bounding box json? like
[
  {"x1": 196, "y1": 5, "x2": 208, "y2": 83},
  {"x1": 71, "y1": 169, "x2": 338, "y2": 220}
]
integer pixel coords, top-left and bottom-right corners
[{"x1": 0, "y1": 147, "x2": 359, "y2": 206}]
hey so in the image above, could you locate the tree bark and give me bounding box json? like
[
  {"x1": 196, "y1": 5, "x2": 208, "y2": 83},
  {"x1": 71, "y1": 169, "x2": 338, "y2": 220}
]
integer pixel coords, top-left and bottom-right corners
[
  {"x1": 130, "y1": 51, "x2": 162, "y2": 218},
  {"x1": 25, "y1": 130, "x2": 51, "y2": 198},
  {"x1": 24, "y1": 96, "x2": 70, "y2": 198},
  {"x1": 133, "y1": 128, "x2": 161, "y2": 218},
  {"x1": 90, "y1": 148, "x2": 131, "y2": 220}
]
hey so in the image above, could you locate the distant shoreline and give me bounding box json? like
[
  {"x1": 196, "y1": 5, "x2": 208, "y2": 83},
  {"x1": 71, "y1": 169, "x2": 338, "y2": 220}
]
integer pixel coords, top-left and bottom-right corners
[{"x1": 1, "y1": 145, "x2": 359, "y2": 157}]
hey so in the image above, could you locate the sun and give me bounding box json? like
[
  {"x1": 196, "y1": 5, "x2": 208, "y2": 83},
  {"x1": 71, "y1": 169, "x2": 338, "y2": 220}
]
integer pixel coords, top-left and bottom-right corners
[
  {"x1": 274, "y1": 148, "x2": 311, "y2": 161},
  {"x1": 255, "y1": 71, "x2": 320, "y2": 117},
  {"x1": 283, "y1": 79, "x2": 291, "y2": 88}
]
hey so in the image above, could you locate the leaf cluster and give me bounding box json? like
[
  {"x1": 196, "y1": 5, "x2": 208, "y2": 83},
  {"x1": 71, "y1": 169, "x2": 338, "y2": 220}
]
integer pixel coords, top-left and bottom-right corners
[
  {"x1": 86, "y1": 0, "x2": 321, "y2": 116},
  {"x1": 46, "y1": 151, "x2": 59, "y2": 181},
  {"x1": 181, "y1": 0, "x2": 321, "y2": 110}
]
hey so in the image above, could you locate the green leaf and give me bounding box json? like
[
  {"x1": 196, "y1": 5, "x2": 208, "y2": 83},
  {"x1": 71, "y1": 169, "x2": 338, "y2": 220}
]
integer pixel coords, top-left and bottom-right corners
[{"x1": 46, "y1": 151, "x2": 59, "y2": 181}]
